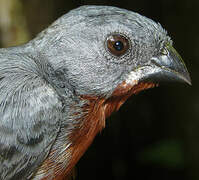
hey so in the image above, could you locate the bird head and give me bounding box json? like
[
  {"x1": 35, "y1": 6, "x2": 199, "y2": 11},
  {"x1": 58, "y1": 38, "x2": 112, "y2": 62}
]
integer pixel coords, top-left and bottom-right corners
[{"x1": 33, "y1": 5, "x2": 190, "y2": 102}]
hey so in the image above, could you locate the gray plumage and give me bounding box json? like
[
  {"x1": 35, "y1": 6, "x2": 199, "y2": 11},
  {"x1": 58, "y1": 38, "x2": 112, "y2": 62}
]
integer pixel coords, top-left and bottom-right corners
[{"x1": 0, "y1": 5, "x2": 190, "y2": 180}]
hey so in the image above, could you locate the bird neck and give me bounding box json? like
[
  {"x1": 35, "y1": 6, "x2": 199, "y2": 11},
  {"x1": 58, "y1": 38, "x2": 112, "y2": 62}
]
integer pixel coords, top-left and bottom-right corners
[
  {"x1": 35, "y1": 82, "x2": 156, "y2": 180},
  {"x1": 34, "y1": 96, "x2": 106, "y2": 180},
  {"x1": 61, "y1": 96, "x2": 106, "y2": 179}
]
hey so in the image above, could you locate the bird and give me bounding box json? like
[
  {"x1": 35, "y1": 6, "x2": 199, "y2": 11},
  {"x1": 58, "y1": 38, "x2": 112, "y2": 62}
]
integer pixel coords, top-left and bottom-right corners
[{"x1": 0, "y1": 5, "x2": 191, "y2": 180}]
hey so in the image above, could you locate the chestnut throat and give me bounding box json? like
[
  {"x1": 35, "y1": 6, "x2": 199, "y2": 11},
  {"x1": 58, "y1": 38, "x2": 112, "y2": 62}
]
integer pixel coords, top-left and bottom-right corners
[{"x1": 37, "y1": 82, "x2": 156, "y2": 180}]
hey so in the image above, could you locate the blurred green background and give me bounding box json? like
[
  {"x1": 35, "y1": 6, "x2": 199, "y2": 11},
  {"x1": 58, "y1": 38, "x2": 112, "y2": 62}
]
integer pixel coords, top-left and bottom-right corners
[{"x1": 0, "y1": 0, "x2": 197, "y2": 180}]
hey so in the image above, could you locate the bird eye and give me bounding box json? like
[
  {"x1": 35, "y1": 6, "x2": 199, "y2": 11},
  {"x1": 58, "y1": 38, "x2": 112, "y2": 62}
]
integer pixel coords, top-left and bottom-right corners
[{"x1": 107, "y1": 34, "x2": 130, "y2": 57}]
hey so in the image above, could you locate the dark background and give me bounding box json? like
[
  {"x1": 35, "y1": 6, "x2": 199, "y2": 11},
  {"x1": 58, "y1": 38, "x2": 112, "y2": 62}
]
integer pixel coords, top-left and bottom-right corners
[{"x1": 0, "y1": 0, "x2": 198, "y2": 180}]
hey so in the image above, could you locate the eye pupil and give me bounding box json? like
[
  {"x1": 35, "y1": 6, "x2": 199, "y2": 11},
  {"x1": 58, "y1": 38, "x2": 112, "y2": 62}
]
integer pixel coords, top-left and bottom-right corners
[{"x1": 114, "y1": 41, "x2": 124, "y2": 51}]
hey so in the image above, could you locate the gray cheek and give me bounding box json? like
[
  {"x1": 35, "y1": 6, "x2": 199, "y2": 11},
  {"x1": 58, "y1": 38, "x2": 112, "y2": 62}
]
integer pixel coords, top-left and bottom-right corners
[{"x1": 67, "y1": 60, "x2": 125, "y2": 97}]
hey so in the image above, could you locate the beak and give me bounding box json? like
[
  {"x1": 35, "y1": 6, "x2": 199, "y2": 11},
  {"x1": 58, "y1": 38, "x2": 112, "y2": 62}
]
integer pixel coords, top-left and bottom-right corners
[{"x1": 139, "y1": 44, "x2": 191, "y2": 85}]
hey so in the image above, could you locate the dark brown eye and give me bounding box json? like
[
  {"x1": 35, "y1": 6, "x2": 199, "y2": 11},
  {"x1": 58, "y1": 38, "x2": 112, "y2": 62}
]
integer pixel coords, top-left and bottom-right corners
[{"x1": 107, "y1": 34, "x2": 130, "y2": 57}]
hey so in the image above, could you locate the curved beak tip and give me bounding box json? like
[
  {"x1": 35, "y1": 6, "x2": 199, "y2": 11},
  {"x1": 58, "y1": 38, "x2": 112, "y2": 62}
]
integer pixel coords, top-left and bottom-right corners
[
  {"x1": 149, "y1": 45, "x2": 192, "y2": 86},
  {"x1": 182, "y1": 72, "x2": 192, "y2": 85}
]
